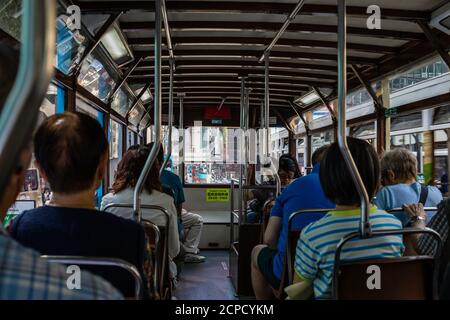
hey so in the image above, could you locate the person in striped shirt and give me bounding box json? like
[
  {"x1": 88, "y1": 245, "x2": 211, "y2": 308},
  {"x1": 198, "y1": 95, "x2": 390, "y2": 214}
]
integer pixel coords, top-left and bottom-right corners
[{"x1": 293, "y1": 137, "x2": 404, "y2": 299}]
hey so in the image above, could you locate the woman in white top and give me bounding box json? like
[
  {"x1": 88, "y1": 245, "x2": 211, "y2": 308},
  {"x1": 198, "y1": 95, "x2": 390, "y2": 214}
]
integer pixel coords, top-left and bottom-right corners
[{"x1": 101, "y1": 146, "x2": 180, "y2": 276}]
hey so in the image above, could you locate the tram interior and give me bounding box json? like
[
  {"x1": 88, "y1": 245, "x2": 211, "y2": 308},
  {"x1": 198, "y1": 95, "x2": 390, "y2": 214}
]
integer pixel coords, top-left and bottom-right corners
[{"x1": 1, "y1": 0, "x2": 450, "y2": 301}]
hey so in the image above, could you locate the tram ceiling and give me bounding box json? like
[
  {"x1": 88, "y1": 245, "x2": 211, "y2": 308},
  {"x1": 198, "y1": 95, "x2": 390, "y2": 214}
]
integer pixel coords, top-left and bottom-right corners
[
  {"x1": 72, "y1": 0, "x2": 450, "y2": 124},
  {"x1": 120, "y1": 21, "x2": 426, "y2": 41},
  {"x1": 127, "y1": 37, "x2": 398, "y2": 55},
  {"x1": 130, "y1": 69, "x2": 337, "y2": 81},
  {"x1": 75, "y1": 1, "x2": 428, "y2": 21}
]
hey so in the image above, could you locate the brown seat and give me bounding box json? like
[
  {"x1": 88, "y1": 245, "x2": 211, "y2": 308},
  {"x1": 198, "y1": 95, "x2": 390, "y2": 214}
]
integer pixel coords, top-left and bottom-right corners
[
  {"x1": 142, "y1": 221, "x2": 172, "y2": 300},
  {"x1": 336, "y1": 256, "x2": 436, "y2": 300}
]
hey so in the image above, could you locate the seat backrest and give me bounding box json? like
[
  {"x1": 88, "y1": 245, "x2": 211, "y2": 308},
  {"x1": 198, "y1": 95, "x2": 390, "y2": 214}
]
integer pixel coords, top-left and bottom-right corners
[
  {"x1": 337, "y1": 256, "x2": 435, "y2": 300},
  {"x1": 41, "y1": 256, "x2": 144, "y2": 300},
  {"x1": 142, "y1": 222, "x2": 171, "y2": 300}
]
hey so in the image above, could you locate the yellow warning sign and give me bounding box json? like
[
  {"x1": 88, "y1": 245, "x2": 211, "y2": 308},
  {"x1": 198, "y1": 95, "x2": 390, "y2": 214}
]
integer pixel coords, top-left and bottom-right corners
[{"x1": 206, "y1": 188, "x2": 230, "y2": 202}]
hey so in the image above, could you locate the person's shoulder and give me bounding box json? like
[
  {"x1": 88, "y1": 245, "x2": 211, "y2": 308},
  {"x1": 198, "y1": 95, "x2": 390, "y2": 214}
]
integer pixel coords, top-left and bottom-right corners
[
  {"x1": 0, "y1": 233, "x2": 123, "y2": 300},
  {"x1": 373, "y1": 208, "x2": 403, "y2": 226}
]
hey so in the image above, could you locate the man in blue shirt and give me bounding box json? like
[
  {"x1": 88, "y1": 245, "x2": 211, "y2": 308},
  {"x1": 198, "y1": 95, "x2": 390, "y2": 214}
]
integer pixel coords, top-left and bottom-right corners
[
  {"x1": 251, "y1": 146, "x2": 334, "y2": 299},
  {"x1": 151, "y1": 143, "x2": 205, "y2": 263}
]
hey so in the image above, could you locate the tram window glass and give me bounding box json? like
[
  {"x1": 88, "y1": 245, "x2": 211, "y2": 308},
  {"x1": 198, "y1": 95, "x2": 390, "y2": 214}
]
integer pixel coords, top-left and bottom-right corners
[
  {"x1": 128, "y1": 103, "x2": 145, "y2": 127},
  {"x1": 346, "y1": 84, "x2": 379, "y2": 108},
  {"x1": 0, "y1": 0, "x2": 21, "y2": 39},
  {"x1": 269, "y1": 127, "x2": 288, "y2": 160},
  {"x1": 184, "y1": 127, "x2": 241, "y2": 185},
  {"x1": 16, "y1": 84, "x2": 61, "y2": 207},
  {"x1": 109, "y1": 119, "x2": 123, "y2": 188},
  {"x1": 140, "y1": 113, "x2": 150, "y2": 131},
  {"x1": 312, "y1": 106, "x2": 330, "y2": 119},
  {"x1": 126, "y1": 128, "x2": 137, "y2": 149},
  {"x1": 55, "y1": 9, "x2": 87, "y2": 75},
  {"x1": 111, "y1": 88, "x2": 132, "y2": 117},
  {"x1": 391, "y1": 112, "x2": 422, "y2": 132},
  {"x1": 390, "y1": 59, "x2": 449, "y2": 93},
  {"x1": 434, "y1": 130, "x2": 448, "y2": 183},
  {"x1": 131, "y1": 84, "x2": 153, "y2": 104},
  {"x1": 76, "y1": 97, "x2": 100, "y2": 120},
  {"x1": 312, "y1": 131, "x2": 333, "y2": 153},
  {"x1": 433, "y1": 105, "x2": 450, "y2": 125},
  {"x1": 77, "y1": 51, "x2": 116, "y2": 102}
]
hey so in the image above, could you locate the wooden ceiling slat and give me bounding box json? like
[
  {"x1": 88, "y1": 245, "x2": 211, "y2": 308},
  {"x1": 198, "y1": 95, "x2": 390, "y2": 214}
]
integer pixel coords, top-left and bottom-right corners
[
  {"x1": 129, "y1": 75, "x2": 335, "y2": 88},
  {"x1": 121, "y1": 21, "x2": 425, "y2": 41},
  {"x1": 132, "y1": 49, "x2": 378, "y2": 65},
  {"x1": 136, "y1": 60, "x2": 339, "y2": 72},
  {"x1": 131, "y1": 68, "x2": 337, "y2": 80},
  {"x1": 129, "y1": 79, "x2": 311, "y2": 90},
  {"x1": 128, "y1": 37, "x2": 397, "y2": 54},
  {"x1": 76, "y1": 1, "x2": 428, "y2": 21}
]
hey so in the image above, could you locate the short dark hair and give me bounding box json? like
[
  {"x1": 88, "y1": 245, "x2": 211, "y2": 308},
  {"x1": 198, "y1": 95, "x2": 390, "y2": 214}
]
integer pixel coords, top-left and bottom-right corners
[
  {"x1": 312, "y1": 145, "x2": 329, "y2": 166},
  {"x1": 0, "y1": 44, "x2": 18, "y2": 111},
  {"x1": 278, "y1": 154, "x2": 301, "y2": 179},
  {"x1": 112, "y1": 146, "x2": 162, "y2": 194},
  {"x1": 34, "y1": 112, "x2": 108, "y2": 193},
  {"x1": 319, "y1": 137, "x2": 380, "y2": 206}
]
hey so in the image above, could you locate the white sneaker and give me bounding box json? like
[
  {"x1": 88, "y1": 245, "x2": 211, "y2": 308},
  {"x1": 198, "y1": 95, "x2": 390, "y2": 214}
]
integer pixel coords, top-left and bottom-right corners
[{"x1": 184, "y1": 253, "x2": 206, "y2": 263}]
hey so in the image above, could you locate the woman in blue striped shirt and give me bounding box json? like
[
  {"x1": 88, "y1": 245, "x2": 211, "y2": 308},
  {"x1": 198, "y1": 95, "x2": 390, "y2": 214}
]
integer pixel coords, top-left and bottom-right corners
[{"x1": 293, "y1": 137, "x2": 404, "y2": 299}]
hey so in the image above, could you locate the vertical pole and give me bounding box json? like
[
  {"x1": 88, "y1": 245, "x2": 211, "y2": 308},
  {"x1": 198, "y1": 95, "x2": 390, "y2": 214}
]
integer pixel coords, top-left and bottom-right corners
[
  {"x1": 160, "y1": 58, "x2": 174, "y2": 175},
  {"x1": 178, "y1": 93, "x2": 185, "y2": 177},
  {"x1": 133, "y1": 0, "x2": 162, "y2": 222},
  {"x1": 238, "y1": 77, "x2": 245, "y2": 221},
  {"x1": 337, "y1": 0, "x2": 370, "y2": 236},
  {"x1": 264, "y1": 54, "x2": 270, "y2": 160}
]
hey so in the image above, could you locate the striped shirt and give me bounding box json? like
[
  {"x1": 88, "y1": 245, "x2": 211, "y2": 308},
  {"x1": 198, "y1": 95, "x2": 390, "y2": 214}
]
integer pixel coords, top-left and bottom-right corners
[
  {"x1": 294, "y1": 206, "x2": 404, "y2": 299},
  {"x1": 0, "y1": 226, "x2": 123, "y2": 300}
]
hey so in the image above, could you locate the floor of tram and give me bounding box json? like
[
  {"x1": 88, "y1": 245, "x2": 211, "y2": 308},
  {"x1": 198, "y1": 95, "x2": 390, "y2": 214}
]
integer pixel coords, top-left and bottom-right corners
[{"x1": 173, "y1": 250, "x2": 239, "y2": 300}]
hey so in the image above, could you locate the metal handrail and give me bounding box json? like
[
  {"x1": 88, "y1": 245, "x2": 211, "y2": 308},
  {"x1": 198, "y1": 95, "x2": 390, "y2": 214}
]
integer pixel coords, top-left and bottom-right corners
[
  {"x1": 387, "y1": 207, "x2": 438, "y2": 213},
  {"x1": 161, "y1": 0, "x2": 175, "y2": 66},
  {"x1": 102, "y1": 203, "x2": 170, "y2": 299},
  {"x1": 331, "y1": 227, "x2": 443, "y2": 300},
  {"x1": 286, "y1": 208, "x2": 335, "y2": 284},
  {"x1": 258, "y1": 0, "x2": 306, "y2": 63},
  {"x1": 230, "y1": 179, "x2": 237, "y2": 252},
  {"x1": 160, "y1": 58, "x2": 174, "y2": 175},
  {"x1": 133, "y1": 0, "x2": 162, "y2": 223},
  {"x1": 41, "y1": 255, "x2": 143, "y2": 300},
  {"x1": 0, "y1": 0, "x2": 55, "y2": 202},
  {"x1": 337, "y1": 0, "x2": 371, "y2": 237}
]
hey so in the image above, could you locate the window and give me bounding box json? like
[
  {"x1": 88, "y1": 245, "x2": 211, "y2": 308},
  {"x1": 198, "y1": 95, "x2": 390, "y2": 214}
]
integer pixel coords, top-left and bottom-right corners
[
  {"x1": 56, "y1": 13, "x2": 87, "y2": 75},
  {"x1": 391, "y1": 112, "x2": 422, "y2": 132},
  {"x1": 390, "y1": 59, "x2": 449, "y2": 93},
  {"x1": 184, "y1": 127, "x2": 242, "y2": 184},
  {"x1": 433, "y1": 105, "x2": 450, "y2": 126},
  {"x1": 15, "y1": 84, "x2": 61, "y2": 209},
  {"x1": 77, "y1": 51, "x2": 116, "y2": 102},
  {"x1": 109, "y1": 119, "x2": 123, "y2": 188},
  {"x1": 76, "y1": 97, "x2": 101, "y2": 120},
  {"x1": 128, "y1": 104, "x2": 145, "y2": 127},
  {"x1": 0, "y1": 0, "x2": 21, "y2": 39},
  {"x1": 111, "y1": 88, "x2": 132, "y2": 117},
  {"x1": 312, "y1": 131, "x2": 333, "y2": 153}
]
